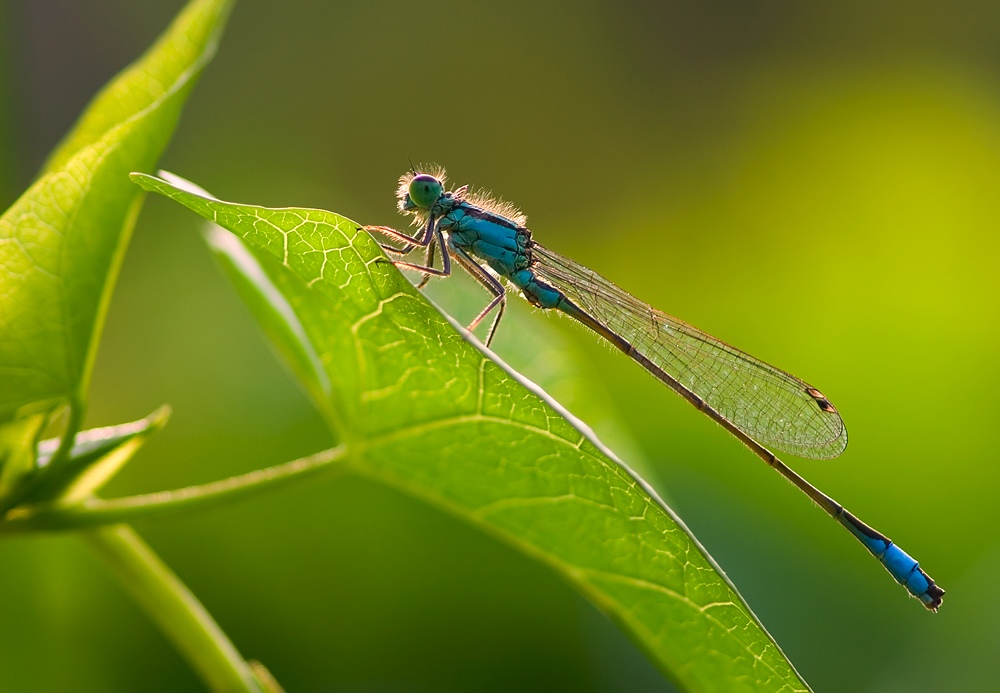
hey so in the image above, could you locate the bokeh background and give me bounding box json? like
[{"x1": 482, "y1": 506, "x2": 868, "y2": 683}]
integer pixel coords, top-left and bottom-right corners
[{"x1": 2, "y1": 1, "x2": 999, "y2": 690}]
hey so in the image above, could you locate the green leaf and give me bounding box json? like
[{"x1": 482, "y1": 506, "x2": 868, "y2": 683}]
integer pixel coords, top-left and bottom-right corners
[
  {"x1": 0, "y1": 414, "x2": 47, "y2": 501},
  {"x1": 26, "y1": 406, "x2": 171, "y2": 504},
  {"x1": 0, "y1": 0, "x2": 234, "y2": 445},
  {"x1": 2, "y1": 406, "x2": 170, "y2": 529},
  {"x1": 133, "y1": 171, "x2": 811, "y2": 693}
]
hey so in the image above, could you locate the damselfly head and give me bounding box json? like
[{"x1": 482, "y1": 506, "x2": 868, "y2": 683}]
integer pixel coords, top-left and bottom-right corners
[
  {"x1": 396, "y1": 166, "x2": 447, "y2": 219},
  {"x1": 406, "y1": 174, "x2": 443, "y2": 209}
]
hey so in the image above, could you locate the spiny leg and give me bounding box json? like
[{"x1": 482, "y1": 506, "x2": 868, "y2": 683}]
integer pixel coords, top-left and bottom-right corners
[
  {"x1": 378, "y1": 242, "x2": 413, "y2": 258},
  {"x1": 363, "y1": 218, "x2": 452, "y2": 286},
  {"x1": 472, "y1": 294, "x2": 506, "y2": 348},
  {"x1": 361, "y1": 225, "x2": 417, "y2": 256},
  {"x1": 390, "y1": 228, "x2": 452, "y2": 284},
  {"x1": 450, "y1": 245, "x2": 506, "y2": 347},
  {"x1": 416, "y1": 235, "x2": 438, "y2": 289},
  {"x1": 362, "y1": 214, "x2": 435, "y2": 255},
  {"x1": 393, "y1": 261, "x2": 449, "y2": 276}
]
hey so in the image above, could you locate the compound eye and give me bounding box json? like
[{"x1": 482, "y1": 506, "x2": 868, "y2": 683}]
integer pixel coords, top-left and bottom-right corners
[{"x1": 407, "y1": 174, "x2": 443, "y2": 209}]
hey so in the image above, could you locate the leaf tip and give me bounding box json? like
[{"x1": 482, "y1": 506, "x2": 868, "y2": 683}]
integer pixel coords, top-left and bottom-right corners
[
  {"x1": 147, "y1": 404, "x2": 173, "y2": 432},
  {"x1": 130, "y1": 171, "x2": 158, "y2": 190}
]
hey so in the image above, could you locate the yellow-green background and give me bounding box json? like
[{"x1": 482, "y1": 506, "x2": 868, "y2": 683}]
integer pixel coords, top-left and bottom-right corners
[{"x1": 2, "y1": 1, "x2": 998, "y2": 690}]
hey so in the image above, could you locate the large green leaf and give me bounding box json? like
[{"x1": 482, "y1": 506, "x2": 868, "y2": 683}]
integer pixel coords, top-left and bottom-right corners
[
  {"x1": 0, "y1": 0, "x2": 233, "y2": 453},
  {"x1": 132, "y1": 172, "x2": 810, "y2": 692}
]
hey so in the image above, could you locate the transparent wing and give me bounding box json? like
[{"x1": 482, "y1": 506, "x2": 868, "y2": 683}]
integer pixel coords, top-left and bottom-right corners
[{"x1": 531, "y1": 244, "x2": 847, "y2": 459}]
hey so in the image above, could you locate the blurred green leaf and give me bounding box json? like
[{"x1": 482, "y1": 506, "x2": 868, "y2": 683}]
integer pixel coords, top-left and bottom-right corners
[
  {"x1": 27, "y1": 406, "x2": 171, "y2": 504},
  {"x1": 1, "y1": 4, "x2": 271, "y2": 692},
  {"x1": 133, "y1": 171, "x2": 810, "y2": 693},
  {"x1": 0, "y1": 0, "x2": 234, "y2": 491},
  {"x1": 1, "y1": 406, "x2": 171, "y2": 530},
  {"x1": 0, "y1": 414, "x2": 47, "y2": 502}
]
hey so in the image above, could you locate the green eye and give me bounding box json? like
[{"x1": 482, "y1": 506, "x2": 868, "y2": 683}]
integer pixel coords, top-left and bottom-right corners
[{"x1": 407, "y1": 174, "x2": 443, "y2": 209}]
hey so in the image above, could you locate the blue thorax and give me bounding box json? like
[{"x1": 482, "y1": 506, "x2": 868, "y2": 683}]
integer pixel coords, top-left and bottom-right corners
[{"x1": 434, "y1": 196, "x2": 532, "y2": 278}]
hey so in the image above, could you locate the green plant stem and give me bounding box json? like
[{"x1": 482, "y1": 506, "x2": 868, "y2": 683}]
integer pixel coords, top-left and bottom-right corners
[
  {"x1": 81, "y1": 524, "x2": 262, "y2": 693},
  {"x1": 1, "y1": 445, "x2": 349, "y2": 533}
]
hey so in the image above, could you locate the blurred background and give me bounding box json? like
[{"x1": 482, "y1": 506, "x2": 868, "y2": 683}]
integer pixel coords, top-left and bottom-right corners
[{"x1": 2, "y1": 1, "x2": 999, "y2": 690}]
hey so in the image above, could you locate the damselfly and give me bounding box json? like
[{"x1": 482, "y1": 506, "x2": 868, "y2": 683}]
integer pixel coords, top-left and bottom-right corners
[{"x1": 365, "y1": 167, "x2": 944, "y2": 610}]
